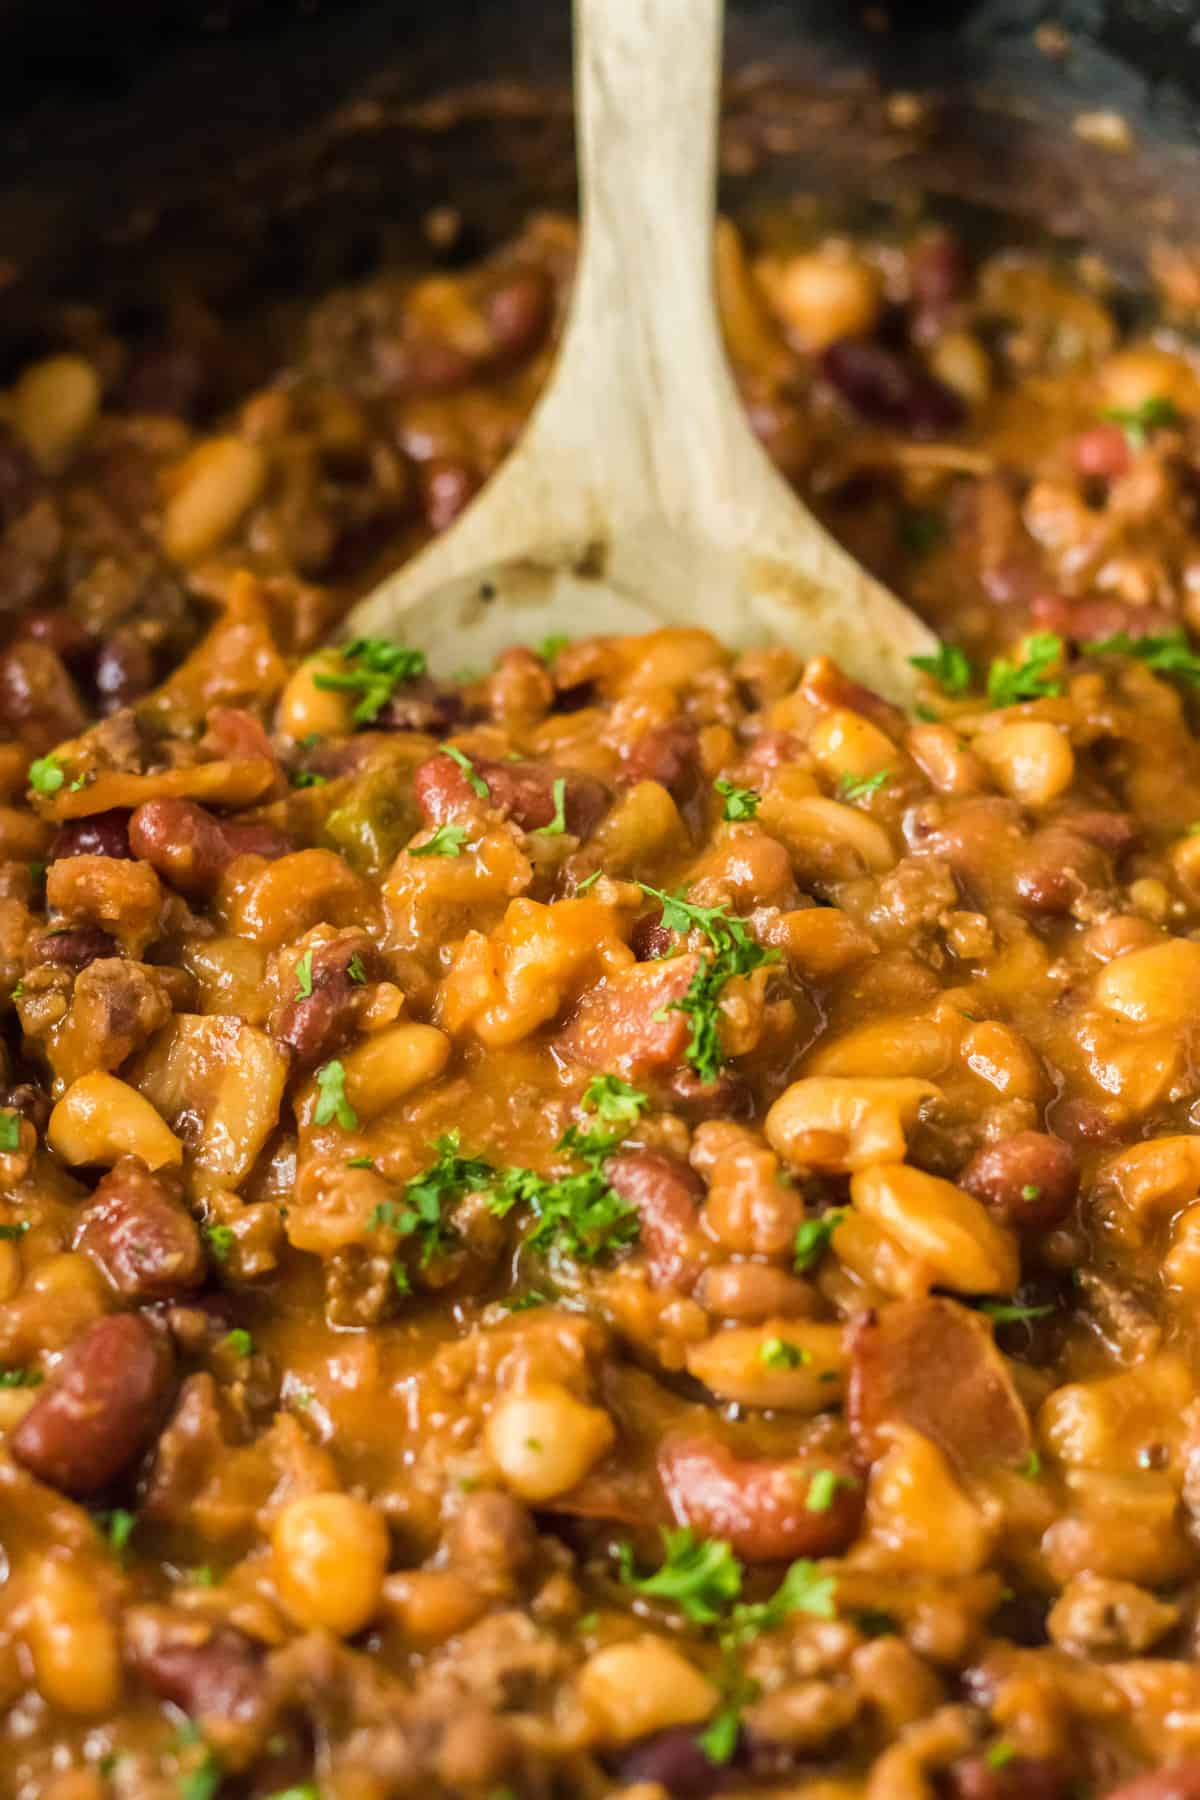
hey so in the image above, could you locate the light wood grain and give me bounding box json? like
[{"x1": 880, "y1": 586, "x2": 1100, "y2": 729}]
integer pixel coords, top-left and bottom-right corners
[{"x1": 341, "y1": 0, "x2": 936, "y2": 700}]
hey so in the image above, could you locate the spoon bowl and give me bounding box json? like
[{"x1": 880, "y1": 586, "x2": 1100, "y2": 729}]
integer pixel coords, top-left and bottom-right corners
[{"x1": 342, "y1": 0, "x2": 936, "y2": 700}]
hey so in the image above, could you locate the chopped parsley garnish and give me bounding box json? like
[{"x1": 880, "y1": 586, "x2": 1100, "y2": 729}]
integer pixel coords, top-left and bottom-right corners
[
  {"x1": 575, "y1": 868, "x2": 602, "y2": 893},
  {"x1": 410, "y1": 822, "x2": 470, "y2": 858},
  {"x1": 0, "y1": 1110, "x2": 21, "y2": 1152},
  {"x1": 294, "y1": 950, "x2": 314, "y2": 999},
  {"x1": 312, "y1": 637, "x2": 427, "y2": 724},
  {"x1": 723, "y1": 1557, "x2": 837, "y2": 1643},
  {"x1": 537, "y1": 776, "x2": 568, "y2": 836},
  {"x1": 617, "y1": 1526, "x2": 743, "y2": 1625},
  {"x1": 346, "y1": 1154, "x2": 375, "y2": 1169},
  {"x1": 488, "y1": 1154, "x2": 639, "y2": 1264},
  {"x1": 314, "y1": 1059, "x2": 358, "y2": 1130},
  {"x1": 1087, "y1": 625, "x2": 1200, "y2": 685},
  {"x1": 581, "y1": 1073, "x2": 649, "y2": 1127},
  {"x1": 188, "y1": 1567, "x2": 216, "y2": 1587},
  {"x1": 0, "y1": 1221, "x2": 29, "y2": 1241},
  {"x1": 28, "y1": 755, "x2": 65, "y2": 795},
  {"x1": 441, "y1": 743, "x2": 490, "y2": 797},
  {"x1": 714, "y1": 777, "x2": 760, "y2": 821},
  {"x1": 837, "y1": 769, "x2": 890, "y2": 802},
  {"x1": 175, "y1": 1719, "x2": 223, "y2": 1800},
  {"x1": 1099, "y1": 394, "x2": 1181, "y2": 449},
  {"x1": 910, "y1": 641, "x2": 973, "y2": 696},
  {"x1": 223, "y1": 1329, "x2": 253, "y2": 1358},
  {"x1": 98, "y1": 1507, "x2": 135, "y2": 1556},
  {"x1": 391, "y1": 1262, "x2": 412, "y2": 1295},
  {"x1": 9, "y1": 981, "x2": 22, "y2": 1001},
  {"x1": 289, "y1": 769, "x2": 328, "y2": 788},
  {"x1": 697, "y1": 1666, "x2": 757, "y2": 1765},
  {"x1": 504, "y1": 1289, "x2": 551, "y2": 1312},
  {"x1": 204, "y1": 1224, "x2": 235, "y2": 1262},
  {"x1": 793, "y1": 1209, "x2": 846, "y2": 1272},
  {"x1": 347, "y1": 953, "x2": 367, "y2": 985},
  {"x1": 1021, "y1": 1183, "x2": 1042, "y2": 1202},
  {"x1": 636, "y1": 883, "x2": 778, "y2": 1083},
  {"x1": 759, "y1": 1336, "x2": 810, "y2": 1370},
  {"x1": 986, "y1": 632, "x2": 1065, "y2": 707},
  {"x1": 0, "y1": 1367, "x2": 41, "y2": 1388},
  {"x1": 979, "y1": 1299, "x2": 1055, "y2": 1323},
  {"x1": 805, "y1": 1469, "x2": 858, "y2": 1513},
  {"x1": 898, "y1": 506, "x2": 947, "y2": 556},
  {"x1": 538, "y1": 634, "x2": 570, "y2": 665},
  {"x1": 263, "y1": 1788, "x2": 320, "y2": 1800},
  {"x1": 1018, "y1": 1450, "x2": 1042, "y2": 1480},
  {"x1": 371, "y1": 1131, "x2": 494, "y2": 1267},
  {"x1": 985, "y1": 1741, "x2": 1017, "y2": 1771}
]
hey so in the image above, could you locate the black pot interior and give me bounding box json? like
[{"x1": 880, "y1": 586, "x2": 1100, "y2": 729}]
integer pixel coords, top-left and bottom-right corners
[{"x1": 1, "y1": 1, "x2": 1199, "y2": 361}]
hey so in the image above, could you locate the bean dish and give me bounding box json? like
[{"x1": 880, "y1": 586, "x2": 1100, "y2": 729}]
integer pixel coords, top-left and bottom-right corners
[{"x1": 2, "y1": 202, "x2": 1200, "y2": 1800}]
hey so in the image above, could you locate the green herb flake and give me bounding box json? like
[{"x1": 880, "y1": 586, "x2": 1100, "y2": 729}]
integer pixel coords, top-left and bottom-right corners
[
  {"x1": 440, "y1": 743, "x2": 490, "y2": 798},
  {"x1": 805, "y1": 1468, "x2": 858, "y2": 1513},
  {"x1": 203, "y1": 1224, "x2": 235, "y2": 1263},
  {"x1": 636, "y1": 883, "x2": 778, "y2": 1083},
  {"x1": 504, "y1": 1288, "x2": 551, "y2": 1312},
  {"x1": 189, "y1": 1566, "x2": 216, "y2": 1588},
  {"x1": 0, "y1": 1366, "x2": 42, "y2": 1388},
  {"x1": 1087, "y1": 625, "x2": 1200, "y2": 686},
  {"x1": 263, "y1": 1788, "x2": 320, "y2": 1800},
  {"x1": 347, "y1": 953, "x2": 367, "y2": 985},
  {"x1": 1018, "y1": 1450, "x2": 1043, "y2": 1480},
  {"x1": 581, "y1": 1073, "x2": 650, "y2": 1127},
  {"x1": 346, "y1": 1154, "x2": 375, "y2": 1170},
  {"x1": 0, "y1": 1221, "x2": 29, "y2": 1241},
  {"x1": 314, "y1": 1059, "x2": 358, "y2": 1131},
  {"x1": 714, "y1": 777, "x2": 760, "y2": 821},
  {"x1": 617, "y1": 1526, "x2": 743, "y2": 1625},
  {"x1": 836, "y1": 769, "x2": 890, "y2": 803},
  {"x1": 371, "y1": 1131, "x2": 496, "y2": 1267},
  {"x1": 390, "y1": 1261, "x2": 412, "y2": 1295},
  {"x1": 294, "y1": 949, "x2": 314, "y2": 1000},
  {"x1": 289, "y1": 769, "x2": 328, "y2": 788},
  {"x1": 223, "y1": 1328, "x2": 253, "y2": 1358},
  {"x1": 537, "y1": 634, "x2": 570, "y2": 666},
  {"x1": 979, "y1": 1299, "x2": 1055, "y2": 1324},
  {"x1": 1021, "y1": 1183, "x2": 1042, "y2": 1202},
  {"x1": 488, "y1": 1155, "x2": 639, "y2": 1265},
  {"x1": 28, "y1": 756, "x2": 65, "y2": 795},
  {"x1": 985, "y1": 1741, "x2": 1017, "y2": 1771},
  {"x1": 0, "y1": 1110, "x2": 22, "y2": 1152},
  {"x1": 697, "y1": 1702, "x2": 744, "y2": 1766},
  {"x1": 724, "y1": 1557, "x2": 837, "y2": 1643},
  {"x1": 537, "y1": 776, "x2": 569, "y2": 836},
  {"x1": 175, "y1": 1720, "x2": 223, "y2": 1800},
  {"x1": 9, "y1": 981, "x2": 23, "y2": 1001},
  {"x1": 986, "y1": 632, "x2": 1065, "y2": 708},
  {"x1": 759, "y1": 1336, "x2": 810, "y2": 1370},
  {"x1": 576, "y1": 1610, "x2": 599, "y2": 1633},
  {"x1": 909, "y1": 641, "x2": 973, "y2": 696},
  {"x1": 410, "y1": 822, "x2": 470, "y2": 858},
  {"x1": 313, "y1": 637, "x2": 427, "y2": 724},
  {"x1": 1099, "y1": 394, "x2": 1181, "y2": 449},
  {"x1": 793, "y1": 1209, "x2": 846, "y2": 1272},
  {"x1": 575, "y1": 868, "x2": 603, "y2": 893}
]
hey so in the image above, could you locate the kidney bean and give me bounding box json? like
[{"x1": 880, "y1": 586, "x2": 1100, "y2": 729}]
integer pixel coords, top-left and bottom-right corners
[
  {"x1": 0, "y1": 421, "x2": 41, "y2": 527},
  {"x1": 414, "y1": 751, "x2": 610, "y2": 839},
  {"x1": 95, "y1": 630, "x2": 155, "y2": 712},
  {"x1": 483, "y1": 269, "x2": 552, "y2": 363},
  {"x1": 1074, "y1": 422, "x2": 1132, "y2": 480},
  {"x1": 620, "y1": 721, "x2": 702, "y2": 802},
  {"x1": 117, "y1": 343, "x2": 207, "y2": 420},
  {"x1": 12, "y1": 1312, "x2": 176, "y2": 1497},
  {"x1": 1029, "y1": 591, "x2": 1175, "y2": 644},
  {"x1": 419, "y1": 458, "x2": 482, "y2": 533},
  {"x1": 1103, "y1": 1765, "x2": 1200, "y2": 1800},
  {"x1": 74, "y1": 1155, "x2": 204, "y2": 1301},
  {"x1": 959, "y1": 1132, "x2": 1079, "y2": 1232},
  {"x1": 557, "y1": 953, "x2": 699, "y2": 1079},
  {"x1": 30, "y1": 925, "x2": 120, "y2": 968},
  {"x1": 129, "y1": 798, "x2": 287, "y2": 899},
  {"x1": 949, "y1": 1755, "x2": 1068, "y2": 1800},
  {"x1": 848, "y1": 1297, "x2": 1032, "y2": 1476},
  {"x1": 821, "y1": 337, "x2": 965, "y2": 438},
  {"x1": 604, "y1": 1148, "x2": 705, "y2": 1290},
  {"x1": 125, "y1": 1611, "x2": 268, "y2": 1724},
  {"x1": 658, "y1": 1437, "x2": 862, "y2": 1563},
  {"x1": 51, "y1": 808, "x2": 134, "y2": 862},
  {"x1": 268, "y1": 932, "x2": 382, "y2": 1070},
  {"x1": 612, "y1": 1727, "x2": 736, "y2": 1797}
]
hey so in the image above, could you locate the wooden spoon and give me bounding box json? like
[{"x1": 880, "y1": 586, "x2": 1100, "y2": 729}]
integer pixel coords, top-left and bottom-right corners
[{"x1": 342, "y1": 0, "x2": 935, "y2": 700}]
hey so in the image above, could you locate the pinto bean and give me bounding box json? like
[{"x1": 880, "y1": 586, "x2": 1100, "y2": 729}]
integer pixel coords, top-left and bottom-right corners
[
  {"x1": 12, "y1": 1313, "x2": 175, "y2": 1496},
  {"x1": 30, "y1": 925, "x2": 119, "y2": 968},
  {"x1": 1065, "y1": 810, "x2": 1139, "y2": 857},
  {"x1": 657, "y1": 1436, "x2": 862, "y2": 1563},
  {"x1": 1014, "y1": 826, "x2": 1108, "y2": 916},
  {"x1": 128, "y1": 798, "x2": 288, "y2": 899},
  {"x1": 959, "y1": 1132, "x2": 1079, "y2": 1232},
  {"x1": 949, "y1": 1755, "x2": 1069, "y2": 1800},
  {"x1": 414, "y1": 751, "x2": 610, "y2": 839},
  {"x1": 848, "y1": 1297, "x2": 1032, "y2": 1476},
  {"x1": 268, "y1": 932, "x2": 382, "y2": 1070},
  {"x1": 558, "y1": 954, "x2": 699, "y2": 1079},
  {"x1": 604, "y1": 1148, "x2": 705, "y2": 1289},
  {"x1": 50, "y1": 809, "x2": 133, "y2": 862},
  {"x1": 821, "y1": 337, "x2": 965, "y2": 437},
  {"x1": 74, "y1": 1155, "x2": 204, "y2": 1301},
  {"x1": 620, "y1": 722, "x2": 702, "y2": 801},
  {"x1": 1102, "y1": 1764, "x2": 1200, "y2": 1800},
  {"x1": 124, "y1": 1609, "x2": 268, "y2": 1725}
]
